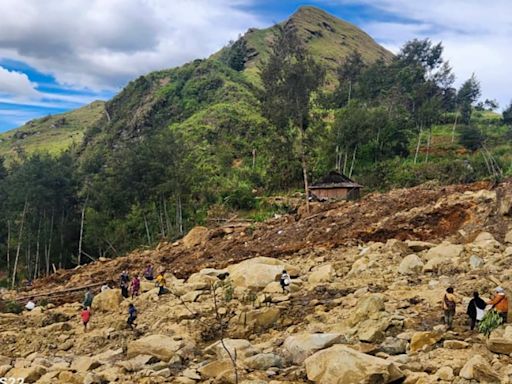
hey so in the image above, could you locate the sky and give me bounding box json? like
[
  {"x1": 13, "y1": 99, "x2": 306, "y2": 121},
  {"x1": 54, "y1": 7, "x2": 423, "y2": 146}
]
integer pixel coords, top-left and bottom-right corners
[{"x1": 0, "y1": 0, "x2": 510, "y2": 132}]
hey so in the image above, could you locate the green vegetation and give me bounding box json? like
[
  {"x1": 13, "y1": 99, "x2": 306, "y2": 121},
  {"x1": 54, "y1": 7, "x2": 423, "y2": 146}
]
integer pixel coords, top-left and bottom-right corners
[
  {"x1": 479, "y1": 310, "x2": 503, "y2": 337},
  {"x1": 0, "y1": 6, "x2": 511, "y2": 286}
]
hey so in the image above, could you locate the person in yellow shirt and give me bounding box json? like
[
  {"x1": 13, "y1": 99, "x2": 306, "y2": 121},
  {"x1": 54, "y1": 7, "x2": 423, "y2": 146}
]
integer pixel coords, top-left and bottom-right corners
[{"x1": 156, "y1": 272, "x2": 167, "y2": 296}]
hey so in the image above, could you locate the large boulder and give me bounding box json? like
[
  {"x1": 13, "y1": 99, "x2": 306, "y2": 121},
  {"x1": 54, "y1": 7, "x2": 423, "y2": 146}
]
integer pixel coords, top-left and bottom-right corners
[
  {"x1": 230, "y1": 307, "x2": 280, "y2": 335},
  {"x1": 205, "y1": 339, "x2": 258, "y2": 360},
  {"x1": 244, "y1": 353, "x2": 283, "y2": 370},
  {"x1": 486, "y1": 337, "x2": 512, "y2": 354},
  {"x1": 459, "y1": 355, "x2": 500, "y2": 382},
  {"x1": 283, "y1": 333, "x2": 346, "y2": 364},
  {"x1": 127, "y1": 335, "x2": 185, "y2": 361},
  {"x1": 91, "y1": 289, "x2": 123, "y2": 312},
  {"x1": 348, "y1": 294, "x2": 385, "y2": 326},
  {"x1": 425, "y1": 242, "x2": 463, "y2": 260},
  {"x1": 71, "y1": 356, "x2": 101, "y2": 372},
  {"x1": 5, "y1": 366, "x2": 47, "y2": 383},
  {"x1": 422, "y1": 256, "x2": 450, "y2": 273},
  {"x1": 308, "y1": 264, "x2": 336, "y2": 284},
  {"x1": 473, "y1": 232, "x2": 501, "y2": 250},
  {"x1": 304, "y1": 345, "x2": 404, "y2": 384},
  {"x1": 227, "y1": 257, "x2": 298, "y2": 289},
  {"x1": 397, "y1": 254, "x2": 424, "y2": 275},
  {"x1": 183, "y1": 226, "x2": 209, "y2": 248},
  {"x1": 409, "y1": 331, "x2": 442, "y2": 352}
]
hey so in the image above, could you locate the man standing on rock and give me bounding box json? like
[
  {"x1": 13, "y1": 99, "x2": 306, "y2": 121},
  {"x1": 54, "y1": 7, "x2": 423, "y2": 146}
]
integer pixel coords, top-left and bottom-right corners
[
  {"x1": 83, "y1": 287, "x2": 93, "y2": 308},
  {"x1": 467, "y1": 291, "x2": 486, "y2": 330},
  {"x1": 156, "y1": 271, "x2": 167, "y2": 296},
  {"x1": 120, "y1": 270, "x2": 130, "y2": 299},
  {"x1": 443, "y1": 287, "x2": 457, "y2": 330},
  {"x1": 488, "y1": 287, "x2": 508, "y2": 323},
  {"x1": 127, "y1": 303, "x2": 137, "y2": 330}
]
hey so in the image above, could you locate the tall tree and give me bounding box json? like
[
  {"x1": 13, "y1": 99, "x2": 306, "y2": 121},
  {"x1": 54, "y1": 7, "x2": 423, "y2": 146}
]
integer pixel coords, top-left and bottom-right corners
[
  {"x1": 260, "y1": 24, "x2": 325, "y2": 212},
  {"x1": 336, "y1": 50, "x2": 366, "y2": 105}
]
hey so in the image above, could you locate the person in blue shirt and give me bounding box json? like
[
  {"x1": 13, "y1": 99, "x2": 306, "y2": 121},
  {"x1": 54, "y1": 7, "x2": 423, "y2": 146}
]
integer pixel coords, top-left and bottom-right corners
[{"x1": 127, "y1": 303, "x2": 137, "y2": 330}]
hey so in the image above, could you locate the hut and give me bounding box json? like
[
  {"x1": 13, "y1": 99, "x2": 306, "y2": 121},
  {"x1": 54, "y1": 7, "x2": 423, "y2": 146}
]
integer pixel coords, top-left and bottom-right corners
[{"x1": 309, "y1": 171, "x2": 362, "y2": 201}]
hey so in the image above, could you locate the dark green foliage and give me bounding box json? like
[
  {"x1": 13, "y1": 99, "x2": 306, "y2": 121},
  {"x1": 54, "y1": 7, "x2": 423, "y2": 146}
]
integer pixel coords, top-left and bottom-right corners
[
  {"x1": 459, "y1": 125, "x2": 485, "y2": 152},
  {"x1": 503, "y1": 102, "x2": 512, "y2": 126},
  {"x1": 0, "y1": 300, "x2": 23, "y2": 314},
  {"x1": 221, "y1": 38, "x2": 248, "y2": 71},
  {"x1": 458, "y1": 74, "x2": 481, "y2": 124}
]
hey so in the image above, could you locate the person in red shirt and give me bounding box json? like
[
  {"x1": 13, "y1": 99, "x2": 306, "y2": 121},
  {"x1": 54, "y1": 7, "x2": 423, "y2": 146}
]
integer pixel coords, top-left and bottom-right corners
[{"x1": 81, "y1": 307, "x2": 91, "y2": 332}]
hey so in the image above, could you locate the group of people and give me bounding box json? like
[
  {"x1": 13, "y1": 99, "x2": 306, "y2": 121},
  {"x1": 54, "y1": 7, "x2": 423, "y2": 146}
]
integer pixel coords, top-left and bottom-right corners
[
  {"x1": 79, "y1": 264, "x2": 169, "y2": 332},
  {"x1": 443, "y1": 286, "x2": 508, "y2": 330}
]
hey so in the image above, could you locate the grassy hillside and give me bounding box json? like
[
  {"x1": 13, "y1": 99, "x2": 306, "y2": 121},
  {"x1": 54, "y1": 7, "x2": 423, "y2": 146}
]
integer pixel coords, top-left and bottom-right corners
[
  {"x1": 220, "y1": 6, "x2": 393, "y2": 86},
  {"x1": 0, "y1": 101, "x2": 105, "y2": 163}
]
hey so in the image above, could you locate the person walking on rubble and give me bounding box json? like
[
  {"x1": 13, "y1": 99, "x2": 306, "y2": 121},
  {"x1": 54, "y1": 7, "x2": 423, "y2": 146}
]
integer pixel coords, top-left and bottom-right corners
[
  {"x1": 488, "y1": 286, "x2": 509, "y2": 323},
  {"x1": 130, "y1": 275, "x2": 141, "y2": 299},
  {"x1": 280, "y1": 270, "x2": 291, "y2": 293},
  {"x1": 156, "y1": 271, "x2": 167, "y2": 296},
  {"x1": 127, "y1": 303, "x2": 137, "y2": 330},
  {"x1": 443, "y1": 287, "x2": 458, "y2": 330},
  {"x1": 81, "y1": 306, "x2": 91, "y2": 332},
  {"x1": 83, "y1": 287, "x2": 94, "y2": 308},
  {"x1": 467, "y1": 291, "x2": 486, "y2": 330},
  {"x1": 120, "y1": 270, "x2": 130, "y2": 299}
]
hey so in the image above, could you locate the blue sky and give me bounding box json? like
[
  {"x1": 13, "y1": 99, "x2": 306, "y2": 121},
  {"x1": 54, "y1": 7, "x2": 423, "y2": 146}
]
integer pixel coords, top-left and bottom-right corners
[{"x1": 0, "y1": 0, "x2": 510, "y2": 132}]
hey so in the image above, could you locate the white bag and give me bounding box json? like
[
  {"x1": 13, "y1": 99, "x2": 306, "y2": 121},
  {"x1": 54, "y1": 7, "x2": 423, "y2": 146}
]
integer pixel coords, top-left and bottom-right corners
[{"x1": 476, "y1": 307, "x2": 485, "y2": 321}]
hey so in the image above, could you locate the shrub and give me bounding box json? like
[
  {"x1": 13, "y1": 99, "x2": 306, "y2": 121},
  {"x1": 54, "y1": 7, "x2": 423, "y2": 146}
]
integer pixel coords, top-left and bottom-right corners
[
  {"x1": 0, "y1": 300, "x2": 23, "y2": 314},
  {"x1": 459, "y1": 125, "x2": 485, "y2": 152}
]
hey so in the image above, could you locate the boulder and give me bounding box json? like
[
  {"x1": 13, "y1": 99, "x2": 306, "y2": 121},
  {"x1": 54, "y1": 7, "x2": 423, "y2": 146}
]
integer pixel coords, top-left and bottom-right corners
[
  {"x1": 436, "y1": 366, "x2": 454, "y2": 381},
  {"x1": 405, "y1": 240, "x2": 435, "y2": 252},
  {"x1": 348, "y1": 257, "x2": 369, "y2": 276},
  {"x1": 349, "y1": 294, "x2": 385, "y2": 326},
  {"x1": 231, "y1": 307, "x2": 280, "y2": 333},
  {"x1": 486, "y1": 337, "x2": 512, "y2": 354},
  {"x1": 397, "y1": 254, "x2": 424, "y2": 275},
  {"x1": 244, "y1": 353, "x2": 283, "y2": 370},
  {"x1": 473, "y1": 231, "x2": 501, "y2": 250},
  {"x1": 304, "y1": 345, "x2": 404, "y2": 384},
  {"x1": 227, "y1": 257, "x2": 298, "y2": 289},
  {"x1": 409, "y1": 331, "x2": 442, "y2": 353},
  {"x1": 127, "y1": 335, "x2": 185, "y2": 361},
  {"x1": 425, "y1": 242, "x2": 463, "y2": 260},
  {"x1": 91, "y1": 289, "x2": 122, "y2": 312},
  {"x1": 308, "y1": 264, "x2": 336, "y2": 284},
  {"x1": 469, "y1": 255, "x2": 484, "y2": 269},
  {"x1": 505, "y1": 229, "x2": 512, "y2": 244},
  {"x1": 357, "y1": 317, "x2": 389, "y2": 343},
  {"x1": 0, "y1": 365, "x2": 12, "y2": 377},
  {"x1": 198, "y1": 359, "x2": 233, "y2": 379},
  {"x1": 379, "y1": 337, "x2": 407, "y2": 355},
  {"x1": 183, "y1": 226, "x2": 209, "y2": 248},
  {"x1": 57, "y1": 371, "x2": 83, "y2": 384},
  {"x1": 443, "y1": 340, "x2": 469, "y2": 349},
  {"x1": 283, "y1": 333, "x2": 346, "y2": 364},
  {"x1": 71, "y1": 356, "x2": 101, "y2": 372},
  {"x1": 459, "y1": 354, "x2": 500, "y2": 382},
  {"x1": 205, "y1": 339, "x2": 258, "y2": 360},
  {"x1": 422, "y1": 256, "x2": 449, "y2": 273},
  {"x1": 384, "y1": 239, "x2": 411, "y2": 256},
  {"x1": 5, "y1": 365, "x2": 47, "y2": 383}
]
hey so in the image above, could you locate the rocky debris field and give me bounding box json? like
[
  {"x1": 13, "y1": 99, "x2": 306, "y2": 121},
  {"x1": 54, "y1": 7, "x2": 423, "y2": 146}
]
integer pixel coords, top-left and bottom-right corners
[{"x1": 2, "y1": 180, "x2": 512, "y2": 383}]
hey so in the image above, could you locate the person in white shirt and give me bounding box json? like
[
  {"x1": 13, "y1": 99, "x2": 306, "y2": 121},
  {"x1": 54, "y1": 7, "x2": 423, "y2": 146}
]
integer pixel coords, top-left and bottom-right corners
[
  {"x1": 280, "y1": 270, "x2": 291, "y2": 293},
  {"x1": 25, "y1": 298, "x2": 36, "y2": 311}
]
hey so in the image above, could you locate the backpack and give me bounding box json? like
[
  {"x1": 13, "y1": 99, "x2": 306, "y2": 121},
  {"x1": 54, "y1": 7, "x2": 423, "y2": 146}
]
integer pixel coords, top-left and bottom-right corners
[{"x1": 444, "y1": 295, "x2": 456, "y2": 311}]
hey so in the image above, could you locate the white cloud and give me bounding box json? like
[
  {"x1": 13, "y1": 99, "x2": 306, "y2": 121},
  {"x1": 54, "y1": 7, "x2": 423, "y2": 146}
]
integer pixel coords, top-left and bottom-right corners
[
  {"x1": 0, "y1": 0, "x2": 263, "y2": 91},
  {"x1": 0, "y1": 66, "x2": 40, "y2": 99},
  {"x1": 335, "y1": 0, "x2": 512, "y2": 107}
]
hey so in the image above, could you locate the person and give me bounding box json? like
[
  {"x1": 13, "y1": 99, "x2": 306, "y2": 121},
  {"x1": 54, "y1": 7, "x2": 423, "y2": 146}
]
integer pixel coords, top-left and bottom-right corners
[
  {"x1": 467, "y1": 291, "x2": 486, "y2": 330},
  {"x1": 143, "y1": 265, "x2": 154, "y2": 281},
  {"x1": 25, "y1": 297, "x2": 36, "y2": 311},
  {"x1": 83, "y1": 287, "x2": 94, "y2": 308},
  {"x1": 81, "y1": 306, "x2": 91, "y2": 332},
  {"x1": 280, "y1": 270, "x2": 291, "y2": 293},
  {"x1": 120, "y1": 270, "x2": 130, "y2": 299},
  {"x1": 101, "y1": 283, "x2": 110, "y2": 292},
  {"x1": 130, "y1": 275, "x2": 141, "y2": 299},
  {"x1": 127, "y1": 303, "x2": 137, "y2": 329},
  {"x1": 488, "y1": 286, "x2": 508, "y2": 323},
  {"x1": 443, "y1": 287, "x2": 457, "y2": 330},
  {"x1": 156, "y1": 272, "x2": 167, "y2": 296}
]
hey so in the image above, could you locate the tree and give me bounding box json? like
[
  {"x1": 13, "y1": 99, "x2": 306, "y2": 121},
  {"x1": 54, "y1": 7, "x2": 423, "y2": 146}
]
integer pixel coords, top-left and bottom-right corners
[
  {"x1": 260, "y1": 24, "x2": 325, "y2": 212},
  {"x1": 336, "y1": 50, "x2": 366, "y2": 105},
  {"x1": 503, "y1": 101, "x2": 512, "y2": 126},
  {"x1": 221, "y1": 38, "x2": 248, "y2": 71},
  {"x1": 457, "y1": 74, "x2": 481, "y2": 124},
  {"x1": 459, "y1": 125, "x2": 484, "y2": 152}
]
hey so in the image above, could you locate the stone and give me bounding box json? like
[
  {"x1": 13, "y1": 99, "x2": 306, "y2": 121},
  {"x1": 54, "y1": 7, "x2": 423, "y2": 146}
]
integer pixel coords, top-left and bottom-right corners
[
  {"x1": 0, "y1": 365, "x2": 12, "y2": 377},
  {"x1": 425, "y1": 242, "x2": 463, "y2": 260},
  {"x1": 459, "y1": 354, "x2": 500, "y2": 382},
  {"x1": 422, "y1": 256, "x2": 450, "y2": 272},
  {"x1": 116, "y1": 354, "x2": 157, "y2": 372},
  {"x1": 198, "y1": 359, "x2": 233, "y2": 379},
  {"x1": 486, "y1": 337, "x2": 512, "y2": 354},
  {"x1": 405, "y1": 240, "x2": 435, "y2": 252},
  {"x1": 227, "y1": 257, "x2": 298, "y2": 289},
  {"x1": 409, "y1": 331, "x2": 442, "y2": 353},
  {"x1": 231, "y1": 307, "x2": 280, "y2": 332},
  {"x1": 91, "y1": 289, "x2": 123, "y2": 312},
  {"x1": 398, "y1": 254, "x2": 424, "y2": 275},
  {"x1": 308, "y1": 264, "x2": 336, "y2": 284},
  {"x1": 443, "y1": 340, "x2": 469, "y2": 349},
  {"x1": 57, "y1": 371, "x2": 83, "y2": 384},
  {"x1": 505, "y1": 229, "x2": 512, "y2": 244},
  {"x1": 5, "y1": 365, "x2": 47, "y2": 383},
  {"x1": 283, "y1": 333, "x2": 346, "y2": 364},
  {"x1": 0, "y1": 356, "x2": 11, "y2": 366},
  {"x1": 181, "y1": 290, "x2": 202, "y2": 303},
  {"x1": 348, "y1": 294, "x2": 385, "y2": 326},
  {"x1": 469, "y1": 255, "x2": 484, "y2": 269},
  {"x1": 71, "y1": 356, "x2": 101, "y2": 372},
  {"x1": 473, "y1": 231, "x2": 501, "y2": 250},
  {"x1": 384, "y1": 239, "x2": 411, "y2": 255},
  {"x1": 205, "y1": 339, "x2": 258, "y2": 360},
  {"x1": 357, "y1": 317, "x2": 389, "y2": 343},
  {"x1": 436, "y1": 366, "x2": 454, "y2": 381},
  {"x1": 183, "y1": 226, "x2": 209, "y2": 248},
  {"x1": 379, "y1": 337, "x2": 407, "y2": 355},
  {"x1": 244, "y1": 353, "x2": 283, "y2": 370},
  {"x1": 127, "y1": 334, "x2": 185, "y2": 361},
  {"x1": 304, "y1": 345, "x2": 404, "y2": 384}
]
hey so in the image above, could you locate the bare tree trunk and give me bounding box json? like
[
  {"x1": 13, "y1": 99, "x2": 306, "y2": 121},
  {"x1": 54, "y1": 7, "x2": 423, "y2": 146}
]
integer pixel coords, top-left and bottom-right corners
[
  {"x1": 425, "y1": 128, "x2": 432, "y2": 163},
  {"x1": 343, "y1": 151, "x2": 348, "y2": 175},
  {"x1": 59, "y1": 211, "x2": 65, "y2": 269},
  {"x1": 252, "y1": 149, "x2": 256, "y2": 169},
  {"x1": 35, "y1": 216, "x2": 41, "y2": 279},
  {"x1": 158, "y1": 202, "x2": 166, "y2": 239},
  {"x1": 143, "y1": 211, "x2": 151, "y2": 245},
  {"x1": 6, "y1": 220, "x2": 11, "y2": 278},
  {"x1": 349, "y1": 146, "x2": 357, "y2": 178},
  {"x1": 414, "y1": 125, "x2": 423, "y2": 164},
  {"x1": 78, "y1": 196, "x2": 88, "y2": 266},
  {"x1": 45, "y1": 211, "x2": 54, "y2": 276},
  {"x1": 299, "y1": 128, "x2": 310, "y2": 214},
  {"x1": 176, "y1": 194, "x2": 183, "y2": 235},
  {"x1": 12, "y1": 199, "x2": 28, "y2": 289},
  {"x1": 451, "y1": 112, "x2": 459, "y2": 143},
  {"x1": 347, "y1": 81, "x2": 352, "y2": 104},
  {"x1": 163, "y1": 198, "x2": 172, "y2": 238}
]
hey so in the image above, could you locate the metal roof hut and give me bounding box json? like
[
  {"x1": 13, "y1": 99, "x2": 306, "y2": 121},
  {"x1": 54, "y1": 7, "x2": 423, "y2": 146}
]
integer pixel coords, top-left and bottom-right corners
[{"x1": 309, "y1": 171, "x2": 362, "y2": 201}]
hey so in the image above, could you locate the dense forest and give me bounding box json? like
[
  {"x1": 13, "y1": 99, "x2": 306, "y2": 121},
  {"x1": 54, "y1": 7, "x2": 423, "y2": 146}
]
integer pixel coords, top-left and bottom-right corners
[{"x1": 0, "y1": 14, "x2": 511, "y2": 287}]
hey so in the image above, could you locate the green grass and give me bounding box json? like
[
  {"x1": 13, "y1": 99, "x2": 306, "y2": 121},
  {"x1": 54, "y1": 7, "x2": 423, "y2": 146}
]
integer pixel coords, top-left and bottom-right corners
[{"x1": 0, "y1": 100, "x2": 105, "y2": 164}]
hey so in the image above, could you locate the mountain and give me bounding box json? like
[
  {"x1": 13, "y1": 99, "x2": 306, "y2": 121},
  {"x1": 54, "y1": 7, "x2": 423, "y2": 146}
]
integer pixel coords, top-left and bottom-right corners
[
  {"x1": 0, "y1": 6, "x2": 392, "y2": 161},
  {"x1": 0, "y1": 100, "x2": 105, "y2": 163}
]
